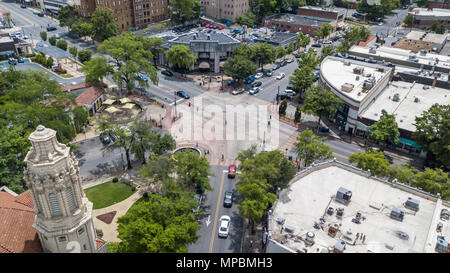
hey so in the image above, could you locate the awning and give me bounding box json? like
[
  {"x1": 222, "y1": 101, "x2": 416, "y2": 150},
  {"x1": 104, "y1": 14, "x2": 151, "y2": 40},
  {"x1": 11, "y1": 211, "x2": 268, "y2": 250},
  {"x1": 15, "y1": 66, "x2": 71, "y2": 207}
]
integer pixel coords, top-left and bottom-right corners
[
  {"x1": 398, "y1": 137, "x2": 423, "y2": 149},
  {"x1": 198, "y1": 61, "x2": 210, "y2": 69},
  {"x1": 119, "y1": 98, "x2": 132, "y2": 104},
  {"x1": 122, "y1": 103, "x2": 136, "y2": 109},
  {"x1": 105, "y1": 106, "x2": 121, "y2": 114},
  {"x1": 356, "y1": 121, "x2": 371, "y2": 131},
  {"x1": 103, "y1": 99, "x2": 116, "y2": 105}
]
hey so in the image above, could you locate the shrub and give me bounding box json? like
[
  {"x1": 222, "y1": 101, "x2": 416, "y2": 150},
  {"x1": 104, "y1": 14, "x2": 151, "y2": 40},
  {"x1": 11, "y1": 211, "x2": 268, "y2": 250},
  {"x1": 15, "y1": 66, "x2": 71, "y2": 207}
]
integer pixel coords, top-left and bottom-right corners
[
  {"x1": 143, "y1": 192, "x2": 149, "y2": 198},
  {"x1": 131, "y1": 186, "x2": 136, "y2": 192},
  {"x1": 112, "y1": 177, "x2": 119, "y2": 183},
  {"x1": 54, "y1": 67, "x2": 67, "y2": 74},
  {"x1": 25, "y1": 53, "x2": 35, "y2": 58},
  {"x1": 49, "y1": 36, "x2": 57, "y2": 46},
  {"x1": 69, "y1": 46, "x2": 78, "y2": 57},
  {"x1": 56, "y1": 39, "x2": 68, "y2": 51},
  {"x1": 46, "y1": 57, "x2": 54, "y2": 68},
  {"x1": 78, "y1": 49, "x2": 92, "y2": 63},
  {"x1": 40, "y1": 31, "x2": 47, "y2": 41}
]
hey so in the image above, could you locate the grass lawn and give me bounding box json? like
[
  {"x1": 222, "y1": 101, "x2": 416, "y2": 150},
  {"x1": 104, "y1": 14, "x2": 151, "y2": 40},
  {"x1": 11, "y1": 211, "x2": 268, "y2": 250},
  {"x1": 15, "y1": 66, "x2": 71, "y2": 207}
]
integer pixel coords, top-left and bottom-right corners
[{"x1": 85, "y1": 181, "x2": 135, "y2": 210}]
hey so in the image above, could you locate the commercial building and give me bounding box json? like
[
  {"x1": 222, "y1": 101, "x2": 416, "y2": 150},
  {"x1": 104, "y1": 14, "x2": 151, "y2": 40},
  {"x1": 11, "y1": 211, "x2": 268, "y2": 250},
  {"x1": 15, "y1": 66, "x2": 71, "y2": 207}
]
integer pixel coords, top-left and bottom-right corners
[
  {"x1": 394, "y1": 31, "x2": 447, "y2": 53},
  {"x1": 297, "y1": 5, "x2": 346, "y2": 27},
  {"x1": 262, "y1": 13, "x2": 333, "y2": 36},
  {"x1": 253, "y1": 32, "x2": 297, "y2": 48},
  {"x1": 319, "y1": 56, "x2": 394, "y2": 135},
  {"x1": 200, "y1": 0, "x2": 250, "y2": 22},
  {"x1": 334, "y1": 0, "x2": 381, "y2": 9},
  {"x1": 409, "y1": 8, "x2": 450, "y2": 29},
  {"x1": 267, "y1": 160, "x2": 450, "y2": 253},
  {"x1": 161, "y1": 31, "x2": 240, "y2": 73},
  {"x1": 427, "y1": 0, "x2": 450, "y2": 9},
  {"x1": 73, "y1": 0, "x2": 169, "y2": 32}
]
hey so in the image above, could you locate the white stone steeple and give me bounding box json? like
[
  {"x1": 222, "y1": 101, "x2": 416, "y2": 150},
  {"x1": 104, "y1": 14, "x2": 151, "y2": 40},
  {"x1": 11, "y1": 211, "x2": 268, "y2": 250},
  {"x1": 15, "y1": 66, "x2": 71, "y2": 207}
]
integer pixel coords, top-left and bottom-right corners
[{"x1": 24, "y1": 125, "x2": 103, "y2": 253}]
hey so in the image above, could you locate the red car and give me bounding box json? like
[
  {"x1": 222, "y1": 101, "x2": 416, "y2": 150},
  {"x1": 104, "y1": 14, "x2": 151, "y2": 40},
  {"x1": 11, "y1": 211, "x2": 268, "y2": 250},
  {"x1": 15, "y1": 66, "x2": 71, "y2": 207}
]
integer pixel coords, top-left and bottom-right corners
[
  {"x1": 218, "y1": 25, "x2": 225, "y2": 30},
  {"x1": 228, "y1": 164, "x2": 237, "y2": 178},
  {"x1": 205, "y1": 23, "x2": 212, "y2": 28},
  {"x1": 206, "y1": 29, "x2": 212, "y2": 33},
  {"x1": 201, "y1": 21, "x2": 208, "y2": 27}
]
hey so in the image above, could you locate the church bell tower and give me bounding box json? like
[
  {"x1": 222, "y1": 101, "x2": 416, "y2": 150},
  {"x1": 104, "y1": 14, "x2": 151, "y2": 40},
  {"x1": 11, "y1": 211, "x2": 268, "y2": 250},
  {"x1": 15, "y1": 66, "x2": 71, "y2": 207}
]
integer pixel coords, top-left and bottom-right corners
[{"x1": 24, "y1": 125, "x2": 103, "y2": 253}]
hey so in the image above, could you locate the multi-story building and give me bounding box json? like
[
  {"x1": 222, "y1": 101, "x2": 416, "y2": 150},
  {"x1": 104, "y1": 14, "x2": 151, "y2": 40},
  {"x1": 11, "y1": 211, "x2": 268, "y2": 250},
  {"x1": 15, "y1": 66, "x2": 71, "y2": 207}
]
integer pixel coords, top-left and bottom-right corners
[
  {"x1": 297, "y1": 6, "x2": 346, "y2": 27},
  {"x1": 427, "y1": 0, "x2": 450, "y2": 9},
  {"x1": 73, "y1": 0, "x2": 168, "y2": 32},
  {"x1": 262, "y1": 13, "x2": 334, "y2": 36},
  {"x1": 409, "y1": 8, "x2": 450, "y2": 29},
  {"x1": 201, "y1": 0, "x2": 250, "y2": 22}
]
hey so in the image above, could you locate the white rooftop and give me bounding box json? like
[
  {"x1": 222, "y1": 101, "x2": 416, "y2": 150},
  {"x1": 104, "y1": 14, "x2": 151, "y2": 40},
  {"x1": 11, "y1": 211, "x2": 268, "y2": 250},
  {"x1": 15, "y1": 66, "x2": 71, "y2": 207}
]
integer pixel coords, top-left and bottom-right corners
[
  {"x1": 360, "y1": 81, "x2": 450, "y2": 132},
  {"x1": 349, "y1": 45, "x2": 450, "y2": 71},
  {"x1": 320, "y1": 57, "x2": 391, "y2": 102},
  {"x1": 269, "y1": 162, "x2": 450, "y2": 253},
  {"x1": 411, "y1": 8, "x2": 450, "y2": 18}
]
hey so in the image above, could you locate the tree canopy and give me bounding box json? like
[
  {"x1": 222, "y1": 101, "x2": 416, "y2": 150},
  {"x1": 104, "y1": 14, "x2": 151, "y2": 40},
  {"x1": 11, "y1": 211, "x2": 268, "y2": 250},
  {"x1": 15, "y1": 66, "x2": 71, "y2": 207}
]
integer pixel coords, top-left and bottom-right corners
[
  {"x1": 301, "y1": 85, "x2": 342, "y2": 126},
  {"x1": 223, "y1": 55, "x2": 257, "y2": 82},
  {"x1": 370, "y1": 109, "x2": 400, "y2": 145},
  {"x1": 91, "y1": 7, "x2": 118, "y2": 42},
  {"x1": 165, "y1": 45, "x2": 196, "y2": 73},
  {"x1": 294, "y1": 129, "x2": 333, "y2": 167}
]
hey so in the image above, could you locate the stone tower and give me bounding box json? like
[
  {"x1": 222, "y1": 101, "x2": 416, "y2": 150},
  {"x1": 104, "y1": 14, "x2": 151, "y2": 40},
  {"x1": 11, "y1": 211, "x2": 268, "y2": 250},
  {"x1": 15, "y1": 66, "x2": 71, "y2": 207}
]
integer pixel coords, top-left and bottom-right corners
[{"x1": 24, "y1": 125, "x2": 103, "y2": 253}]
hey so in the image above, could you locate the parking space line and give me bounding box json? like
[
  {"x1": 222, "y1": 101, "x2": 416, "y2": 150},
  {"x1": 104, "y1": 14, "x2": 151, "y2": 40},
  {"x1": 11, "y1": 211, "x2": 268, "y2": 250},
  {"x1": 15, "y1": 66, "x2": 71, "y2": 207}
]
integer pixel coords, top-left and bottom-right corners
[{"x1": 209, "y1": 171, "x2": 225, "y2": 253}]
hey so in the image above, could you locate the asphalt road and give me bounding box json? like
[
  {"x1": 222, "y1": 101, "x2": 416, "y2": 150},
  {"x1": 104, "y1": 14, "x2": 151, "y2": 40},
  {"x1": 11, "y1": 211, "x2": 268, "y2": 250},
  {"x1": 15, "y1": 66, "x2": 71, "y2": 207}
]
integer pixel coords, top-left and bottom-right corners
[
  {"x1": 188, "y1": 165, "x2": 243, "y2": 253},
  {"x1": 367, "y1": 8, "x2": 411, "y2": 37}
]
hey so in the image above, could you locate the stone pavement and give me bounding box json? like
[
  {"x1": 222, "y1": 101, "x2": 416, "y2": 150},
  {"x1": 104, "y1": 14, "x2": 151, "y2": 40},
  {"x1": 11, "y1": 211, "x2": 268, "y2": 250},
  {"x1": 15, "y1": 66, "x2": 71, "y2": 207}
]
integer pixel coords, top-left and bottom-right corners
[{"x1": 92, "y1": 189, "x2": 144, "y2": 242}]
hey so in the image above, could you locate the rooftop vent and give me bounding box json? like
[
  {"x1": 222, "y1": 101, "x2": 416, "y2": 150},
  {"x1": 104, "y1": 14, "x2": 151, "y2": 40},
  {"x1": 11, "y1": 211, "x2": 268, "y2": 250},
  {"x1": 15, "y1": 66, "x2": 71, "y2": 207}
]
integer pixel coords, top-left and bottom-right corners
[
  {"x1": 369, "y1": 47, "x2": 377, "y2": 54},
  {"x1": 390, "y1": 208, "x2": 405, "y2": 222},
  {"x1": 405, "y1": 197, "x2": 420, "y2": 211},
  {"x1": 343, "y1": 61, "x2": 351, "y2": 66},
  {"x1": 207, "y1": 34, "x2": 210, "y2": 40},
  {"x1": 353, "y1": 67, "x2": 364, "y2": 74},
  {"x1": 335, "y1": 187, "x2": 352, "y2": 205},
  {"x1": 393, "y1": 93, "x2": 400, "y2": 102},
  {"x1": 414, "y1": 97, "x2": 420, "y2": 103},
  {"x1": 341, "y1": 83, "x2": 354, "y2": 92}
]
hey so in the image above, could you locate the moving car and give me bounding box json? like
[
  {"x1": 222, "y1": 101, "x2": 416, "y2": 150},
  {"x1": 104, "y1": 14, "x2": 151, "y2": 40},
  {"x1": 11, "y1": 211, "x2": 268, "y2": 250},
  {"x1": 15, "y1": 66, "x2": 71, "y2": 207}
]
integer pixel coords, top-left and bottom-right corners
[
  {"x1": 46, "y1": 26, "x2": 57, "y2": 31},
  {"x1": 254, "y1": 72, "x2": 263, "y2": 79},
  {"x1": 228, "y1": 164, "x2": 237, "y2": 178},
  {"x1": 21, "y1": 4, "x2": 27, "y2": 8},
  {"x1": 176, "y1": 90, "x2": 190, "y2": 99},
  {"x1": 161, "y1": 70, "x2": 173, "y2": 77},
  {"x1": 99, "y1": 134, "x2": 111, "y2": 145},
  {"x1": 249, "y1": 87, "x2": 260, "y2": 95},
  {"x1": 223, "y1": 191, "x2": 233, "y2": 208},
  {"x1": 37, "y1": 12, "x2": 44, "y2": 17},
  {"x1": 232, "y1": 88, "x2": 245, "y2": 95},
  {"x1": 280, "y1": 93, "x2": 293, "y2": 100},
  {"x1": 218, "y1": 215, "x2": 231, "y2": 238},
  {"x1": 252, "y1": 81, "x2": 262, "y2": 87},
  {"x1": 276, "y1": 73, "x2": 285, "y2": 80},
  {"x1": 319, "y1": 126, "x2": 330, "y2": 132}
]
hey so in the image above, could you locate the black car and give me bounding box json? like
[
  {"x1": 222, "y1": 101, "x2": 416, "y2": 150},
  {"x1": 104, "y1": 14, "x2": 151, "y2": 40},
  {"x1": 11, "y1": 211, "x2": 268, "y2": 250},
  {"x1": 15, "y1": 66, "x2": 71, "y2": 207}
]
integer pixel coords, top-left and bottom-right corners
[
  {"x1": 294, "y1": 53, "x2": 301, "y2": 58},
  {"x1": 99, "y1": 134, "x2": 111, "y2": 145},
  {"x1": 280, "y1": 94, "x2": 293, "y2": 100},
  {"x1": 20, "y1": 4, "x2": 26, "y2": 8},
  {"x1": 280, "y1": 60, "x2": 287, "y2": 67},
  {"x1": 161, "y1": 70, "x2": 173, "y2": 77},
  {"x1": 176, "y1": 90, "x2": 190, "y2": 99},
  {"x1": 223, "y1": 190, "x2": 233, "y2": 208},
  {"x1": 252, "y1": 81, "x2": 262, "y2": 87},
  {"x1": 37, "y1": 12, "x2": 44, "y2": 17},
  {"x1": 8, "y1": 58, "x2": 17, "y2": 65},
  {"x1": 46, "y1": 26, "x2": 57, "y2": 31},
  {"x1": 18, "y1": 57, "x2": 24, "y2": 63},
  {"x1": 311, "y1": 43, "x2": 322, "y2": 48}
]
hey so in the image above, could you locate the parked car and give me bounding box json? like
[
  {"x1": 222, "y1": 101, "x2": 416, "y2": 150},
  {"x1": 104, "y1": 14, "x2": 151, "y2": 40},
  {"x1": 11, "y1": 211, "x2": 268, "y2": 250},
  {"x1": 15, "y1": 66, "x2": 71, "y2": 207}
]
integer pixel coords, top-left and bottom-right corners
[
  {"x1": 8, "y1": 58, "x2": 17, "y2": 65},
  {"x1": 37, "y1": 12, "x2": 44, "y2": 17},
  {"x1": 161, "y1": 70, "x2": 173, "y2": 77},
  {"x1": 266, "y1": 69, "x2": 273, "y2": 76},
  {"x1": 286, "y1": 58, "x2": 294, "y2": 63},
  {"x1": 276, "y1": 73, "x2": 285, "y2": 80},
  {"x1": 322, "y1": 40, "x2": 333, "y2": 44},
  {"x1": 319, "y1": 126, "x2": 330, "y2": 132},
  {"x1": 223, "y1": 191, "x2": 233, "y2": 208},
  {"x1": 280, "y1": 60, "x2": 287, "y2": 67},
  {"x1": 99, "y1": 134, "x2": 111, "y2": 145},
  {"x1": 249, "y1": 87, "x2": 260, "y2": 95},
  {"x1": 283, "y1": 89, "x2": 296, "y2": 96},
  {"x1": 218, "y1": 25, "x2": 225, "y2": 30},
  {"x1": 294, "y1": 53, "x2": 301, "y2": 58},
  {"x1": 136, "y1": 73, "x2": 148, "y2": 82},
  {"x1": 311, "y1": 43, "x2": 322, "y2": 48},
  {"x1": 231, "y1": 88, "x2": 245, "y2": 95},
  {"x1": 18, "y1": 57, "x2": 24, "y2": 63},
  {"x1": 272, "y1": 64, "x2": 279, "y2": 70},
  {"x1": 46, "y1": 26, "x2": 57, "y2": 31},
  {"x1": 20, "y1": 4, "x2": 26, "y2": 8},
  {"x1": 176, "y1": 90, "x2": 190, "y2": 99},
  {"x1": 254, "y1": 72, "x2": 263, "y2": 79},
  {"x1": 252, "y1": 81, "x2": 262, "y2": 87},
  {"x1": 218, "y1": 215, "x2": 231, "y2": 238},
  {"x1": 245, "y1": 76, "x2": 256, "y2": 84}
]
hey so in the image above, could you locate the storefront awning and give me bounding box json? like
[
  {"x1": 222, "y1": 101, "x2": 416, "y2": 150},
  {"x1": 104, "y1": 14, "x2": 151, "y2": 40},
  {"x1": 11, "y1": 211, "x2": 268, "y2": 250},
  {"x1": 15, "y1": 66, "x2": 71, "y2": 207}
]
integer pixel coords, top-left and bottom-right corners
[
  {"x1": 398, "y1": 137, "x2": 423, "y2": 149},
  {"x1": 198, "y1": 61, "x2": 210, "y2": 69},
  {"x1": 356, "y1": 121, "x2": 371, "y2": 131}
]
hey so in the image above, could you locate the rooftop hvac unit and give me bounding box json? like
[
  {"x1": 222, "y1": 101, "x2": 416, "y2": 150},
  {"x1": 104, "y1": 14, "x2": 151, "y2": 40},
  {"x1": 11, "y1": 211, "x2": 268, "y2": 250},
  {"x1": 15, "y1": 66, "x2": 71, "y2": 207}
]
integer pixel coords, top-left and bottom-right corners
[
  {"x1": 369, "y1": 47, "x2": 377, "y2": 54},
  {"x1": 284, "y1": 226, "x2": 295, "y2": 233},
  {"x1": 377, "y1": 67, "x2": 385, "y2": 72},
  {"x1": 356, "y1": 75, "x2": 360, "y2": 81},
  {"x1": 363, "y1": 79, "x2": 375, "y2": 90},
  {"x1": 341, "y1": 83, "x2": 354, "y2": 92},
  {"x1": 353, "y1": 67, "x2": 364, "y2": 74},
  {"x1": 336, "y1": 187, "x2": 352, "y2": 205},
  {"x1": 414, "y1": 97, "x2": 420, "y2": 103},
  {"x1": 343, "y1": 61, "x2": 351, "y2": 66},
  {"x1": 393, "y1": 93, "x2": 401, "y2": 102},
  {"x1": 405, "y1": 197, "x2": 420, "y2": 211},
  {"x1": 390, "y1": 208, "x2": 405, "y2": 222}
]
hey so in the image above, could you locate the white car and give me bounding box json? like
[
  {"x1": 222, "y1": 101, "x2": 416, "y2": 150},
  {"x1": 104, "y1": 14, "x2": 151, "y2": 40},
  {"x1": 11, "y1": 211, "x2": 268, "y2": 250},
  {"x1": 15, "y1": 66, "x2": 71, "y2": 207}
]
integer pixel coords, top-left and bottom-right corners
[
  {"x1": 322, "y1": 40, "x2": 332, "y2": 44},
  {"x1": 218, "y1": 215, "x2": 231, "y2": 238},
  {"x1": 276, "y1": 73, "x2": 285, "y2": 80},
  {"x1": 286, "y1": 58, "x2": 294, "y2": 63},
  {"x1": 232, "y1": 88, "x2": 245, "y2": 95},
  {"x1": 284, "y1": 89, "x2": 296, "y2": 96},
  {"x1": 249, "y1": 87, "x2": 260, "y2": 95},
  {"x1": 254, "y1": 72, "x2": 263, "y2": 79}
]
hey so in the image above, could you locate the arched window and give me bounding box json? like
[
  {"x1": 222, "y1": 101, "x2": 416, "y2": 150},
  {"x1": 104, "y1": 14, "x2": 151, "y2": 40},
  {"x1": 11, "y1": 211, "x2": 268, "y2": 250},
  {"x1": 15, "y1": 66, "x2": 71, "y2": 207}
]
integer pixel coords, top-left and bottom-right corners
[
  {"x1": 66, "y1": 187, "x2": 76, "y2": 212},
  {"x1": 49, "y1": 193, "x2": 62, "y2": 217}
]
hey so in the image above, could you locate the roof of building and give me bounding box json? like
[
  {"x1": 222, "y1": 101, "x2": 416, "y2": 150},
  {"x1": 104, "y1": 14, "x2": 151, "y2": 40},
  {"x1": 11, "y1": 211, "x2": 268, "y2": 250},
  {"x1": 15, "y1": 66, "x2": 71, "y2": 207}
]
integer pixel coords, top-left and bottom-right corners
[
  {"x1": 404, "y1": 31, "x2": 447, "y2": 45},
  {"x1": 254, "y1": 32, "x2": 297, "y2": 45},
  {"x1": 411, "y1": 8, "x2": 450, "y2": 18},
  {"x1": 298, "y1": 5, "x2": 346, "y2": 13},
  {"x1": 75, "y1": 86, "x2": 104, "y2": 106},
  {"x1": 358, "y1": 35, "x2": 377, "y2": 47},
  {"x1": 0, "y1": 190, "x2": 42, "y2": 253},
  {"x1": 360, "y1": 81, "x2": 450, "y2": 132},
  {"x1": 171, "y1": 31, "x2": 240, "y2": 44},
  {"x1": 269, "y1": 13, "x2": 332, "y2": 26},
  {"x1": 62, "y1": 82, "x2": 91, "y2": 92},
  {"x1": 269, "y1": 161, "x2": 450, "y2": 253},
  {"x1": 320, "y1": 56, "x2": 392, "y2": 103}
]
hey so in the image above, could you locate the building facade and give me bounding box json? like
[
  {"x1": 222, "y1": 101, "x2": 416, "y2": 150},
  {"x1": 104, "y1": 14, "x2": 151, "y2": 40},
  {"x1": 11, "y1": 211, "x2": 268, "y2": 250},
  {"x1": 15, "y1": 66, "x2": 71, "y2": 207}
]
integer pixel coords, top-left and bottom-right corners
[
  {"x1": 297, "y1": 6, "x2": 345, "y2": 27},
  {"x1": 427, "y1": 0, "x2": 450, "y2": 9},
  {"x1": 24, "y1": 125, "x2": 107, "y2": 253},
  {"x1": 410, "y1": 8, "x2": 450, "y2": 29},
  {"x1": 201, "y1": 0, "x2": 249, "y2": 22},
  {"x1": 262, "y1": 13, "x2": 334, "y2": 37}
]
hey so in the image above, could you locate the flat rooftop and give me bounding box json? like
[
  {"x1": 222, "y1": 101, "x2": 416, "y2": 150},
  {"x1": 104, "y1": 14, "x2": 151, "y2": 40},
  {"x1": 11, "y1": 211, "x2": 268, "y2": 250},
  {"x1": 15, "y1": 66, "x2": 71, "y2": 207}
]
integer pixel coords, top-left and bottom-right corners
[
  {"x1": 349, "y1": 45, "x2": 450, "y2": 71},
  {"x1": 269, "y1": 162, "x2": 450, "y2": 253},
  {"x1": 411, "y1": 8, "x2": 450, "y2": 18},
  {"x1": 269, "y1": 13, "x2": 332, "y2": 26},
  {"x1": 171, "y1": 31, "x2": 240, "y2": 44},
  {"x1": 405, "y1": 31, "x2": 447, "y2": 44},
  {"x1": 320, "y1": 56, "x2": 392, "y2": 103},
  {"x1": 360, "y1": 81, "x2": 450, "y2": 132},
  {"x1": 298, "y1": 5, "x2": 346, "y2": 13}
]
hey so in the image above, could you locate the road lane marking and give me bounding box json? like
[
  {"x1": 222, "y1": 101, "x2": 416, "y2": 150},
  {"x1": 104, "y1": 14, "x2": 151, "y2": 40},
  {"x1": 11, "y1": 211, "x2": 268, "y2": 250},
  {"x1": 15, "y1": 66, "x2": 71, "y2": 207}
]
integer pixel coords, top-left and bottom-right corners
[
  {"x1": 209, "y1": 171, "x2": 225, "y2": 253},
  {"x1": 0, "y1": 3, "x2": 36, "y2": 26},
  {"x1": 169, "y1": 98, "x2": 184, "y2": 106},
  {"x1": 333, "y1": 152, "x2": 349, "y2": 160}
]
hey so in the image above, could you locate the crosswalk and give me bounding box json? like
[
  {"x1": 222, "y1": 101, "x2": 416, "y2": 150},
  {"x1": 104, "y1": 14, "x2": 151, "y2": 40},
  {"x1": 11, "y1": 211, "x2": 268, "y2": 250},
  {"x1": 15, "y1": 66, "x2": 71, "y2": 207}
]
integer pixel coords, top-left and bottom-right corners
[{"x1": 278, "y1": 131, "x2": 298, "y2": 154}]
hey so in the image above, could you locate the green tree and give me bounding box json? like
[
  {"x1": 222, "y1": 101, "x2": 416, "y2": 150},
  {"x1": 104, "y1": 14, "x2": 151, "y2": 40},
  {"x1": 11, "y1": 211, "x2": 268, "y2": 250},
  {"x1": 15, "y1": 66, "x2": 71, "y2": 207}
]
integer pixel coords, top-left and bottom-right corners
[
  {"x1": 298, "y1": 50, "x2": 321, "y2": 69},
  {"x1": 321, "y1": 45, "x2": 334, "y2": 58},
  {"x1": 151, "y1": 133, "x2": 176, "y2": 156},
  {"x1": 129, "y1": 120, "x2": 153, "y2": 165},
  {"x1": 414, "y1": 168, "x2": 450, "y2": 199},
  {"x1": 287, "y1": 43, "x2": 294, "y2": 54},
  {"x1": 289, "y1": 65, "x2": 314, "y2": 94},
  {"x1": 295, "y1": 32, "x2": 310, "y2": 50},
  {"x1": 56, "y1": 39, "x2": 68, "y2": 51},
  {"x1": 46, "y1": 57, "x2": 54, "y2": 68},
  {"x1": 91, "y1": 7, "x2": 118, "y2": 42},
  {"x1": 173, "y1": 150, "x2": 213, "y2": 192},
  {"x1": 81, "y1": 57, "x2": 113, "y2": 86},
  {"x1": 236, "y1": 12, "x2": 258, "y2": 26},
  {"x1": 40, "y1": 31, "x2": 47, "y2": 41},
  {"x1": 253, "y1": 43, "x2": 276, "y2": 72},
  {"x1": 69, "y1": 46, "x2": 78, "y2": 57},
  {"x1": 294, "y1": 105, "x2": 302, "y2": 124},
  {"x1": 49, "y1": 36, "x2": 57, "y2": 46},
  {"x1": 430, "y1": 22, "x2": 446, "y2": 34},
  {"x1": 165, "y1": 44, "x2": 196, "y2": 74},
  {"x1": 138, "y1": 155, "x2": 176, "y2": 194},
  {"x1": 142, "y1": 37, "x2": 163, "y2": 68},
  {"x1": 98, "y1": 32, "x2": 158, "y2": 92},
  {"x1": 77, "y1": 49, "x2": 92, "y2": 63},
  {"x1": 315, "y1": 22, "x2": 333, "y2": 39},
  {"x1": 168, "y1": 0, "x2": 201, "y2": 25},
  {"x1": 73, "y1": 22, "x2": 95, "y2": 41},
  {"x1": 115, "y1": 193, "x2": 201, "y2": 252},
  {"x1": 223, "y1": 55, "x2": 257, "y2": 82},
  {"x1": 233, "y1": 44, "x2": 255, "y2": 59},
  {"x1": 279, "y1": 100, "x2": 288, "y2": 116},
  {"x1": 370, "y1": 109, "x2": 400, "y2": 145},
  {"x1": 301, "y1": 85, "x2": 342, "y2": 126},
  {"x1": 106, "y1": 125, "x2": 135, "y2": 169},
  {"x1": 294, "y1": 129, "x2": 333, "y2": 167},
  {"x1": 276, "y1": 46, "x2": 287, "y2": 59},
  {"x1": 349, "y1": 150, "x2": 390, "y2": 177},
  {"x1": 387, "y1": 164, "x2": 416, "y2": 184},
  {"x1": 72, "y1": 106, "x2": 89, "y2": 133},
  {"x1": 58, "y1": 6, "x2": 81, "y2": 30},
  {"x1": 414, "y1": 104, "x2": 450, "y2": 169},
  {"x1": 403, "y1": 13, "x2": 414, "y2": 29}
]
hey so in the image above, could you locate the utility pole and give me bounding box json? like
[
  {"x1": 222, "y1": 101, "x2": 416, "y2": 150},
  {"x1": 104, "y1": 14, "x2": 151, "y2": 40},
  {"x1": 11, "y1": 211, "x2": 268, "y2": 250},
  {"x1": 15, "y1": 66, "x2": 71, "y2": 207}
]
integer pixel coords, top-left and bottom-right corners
[{"x1": 174, "y1": 91, "x2": 177, "y2": 118}]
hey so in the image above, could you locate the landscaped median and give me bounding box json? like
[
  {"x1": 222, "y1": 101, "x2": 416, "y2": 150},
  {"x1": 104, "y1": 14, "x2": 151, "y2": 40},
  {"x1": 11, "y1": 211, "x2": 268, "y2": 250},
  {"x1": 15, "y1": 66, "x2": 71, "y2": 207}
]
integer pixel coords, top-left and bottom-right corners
[{"x1": 84, "y1": 179, "x2": 136, "y2": 209}]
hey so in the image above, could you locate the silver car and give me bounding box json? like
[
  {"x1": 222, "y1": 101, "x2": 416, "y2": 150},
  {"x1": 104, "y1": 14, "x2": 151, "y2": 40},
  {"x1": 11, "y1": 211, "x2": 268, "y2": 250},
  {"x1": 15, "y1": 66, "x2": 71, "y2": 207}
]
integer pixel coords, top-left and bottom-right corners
[
  {"x1": 218, "y1": 215, "x2": 231, "y2": 238},
  {"x1": 232, "y1": 88, "x2": 245, "y2": 95},
  {"x1": 249, "y1": 87, "x2": 260, "y2": 95}
]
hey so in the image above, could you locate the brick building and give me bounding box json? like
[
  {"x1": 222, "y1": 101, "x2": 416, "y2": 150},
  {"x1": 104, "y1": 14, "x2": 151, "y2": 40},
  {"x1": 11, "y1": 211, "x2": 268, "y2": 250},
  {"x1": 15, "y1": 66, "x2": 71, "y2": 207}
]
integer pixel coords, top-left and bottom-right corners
[
  {"x1": 262, "y1": 13, "x2": 333, "y2": 36},
  {"x1": 297, "y1": 5, "x2": 346, "y2": 27},
  {"x1": 427, "y1": 0, "x2": 450, "y2": 9},
  {"x1": 410, "y1": 8, "x2": 450, "y2": 30},
  {"x1": 201, "y1": 0, "x2": 249, "y2": 22}
]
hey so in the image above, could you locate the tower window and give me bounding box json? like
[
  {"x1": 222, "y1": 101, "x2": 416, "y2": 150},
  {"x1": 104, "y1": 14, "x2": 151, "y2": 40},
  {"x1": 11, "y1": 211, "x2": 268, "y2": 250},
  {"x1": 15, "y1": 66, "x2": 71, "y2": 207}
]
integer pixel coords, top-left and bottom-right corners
[
  {"x1": 58, "y1": 236, "x2": 67, "y2": 242},
  {"x1": 66, "y1": 187, "x2": 76, "y2": 212},
  {"x1": 77, "y1": 227, "x2": 85, "y2": 235},
  {"x1": 49, "y1": 193, "x2": 62, "y2": 217}
]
